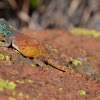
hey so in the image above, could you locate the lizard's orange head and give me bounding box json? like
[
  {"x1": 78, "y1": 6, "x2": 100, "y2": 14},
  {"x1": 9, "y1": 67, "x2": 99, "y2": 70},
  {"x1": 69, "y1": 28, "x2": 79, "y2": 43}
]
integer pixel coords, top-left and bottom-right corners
[{"x1": 0, "y1": 18, "x2": 13, "y2": 37}]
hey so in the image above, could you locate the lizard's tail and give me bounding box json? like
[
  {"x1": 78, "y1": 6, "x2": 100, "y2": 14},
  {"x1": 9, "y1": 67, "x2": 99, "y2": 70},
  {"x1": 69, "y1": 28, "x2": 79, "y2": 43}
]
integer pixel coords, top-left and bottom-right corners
[{"x1": 47, "y1": 58, "x2": 70, "y2": 72}]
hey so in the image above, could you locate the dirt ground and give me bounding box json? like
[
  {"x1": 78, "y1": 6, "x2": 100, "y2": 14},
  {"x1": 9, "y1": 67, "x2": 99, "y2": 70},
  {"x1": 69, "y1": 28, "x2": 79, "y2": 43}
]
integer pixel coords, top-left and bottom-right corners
[{"x1": 0, "y1": 28, "x2": 100, "y2": 100}]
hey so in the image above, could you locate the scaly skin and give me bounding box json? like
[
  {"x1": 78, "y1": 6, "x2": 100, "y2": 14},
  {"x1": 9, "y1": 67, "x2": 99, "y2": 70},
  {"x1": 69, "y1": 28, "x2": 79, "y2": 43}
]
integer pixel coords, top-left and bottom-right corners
[{"x1": 0, "y1": 18, "x2": 69, "y2": 71}]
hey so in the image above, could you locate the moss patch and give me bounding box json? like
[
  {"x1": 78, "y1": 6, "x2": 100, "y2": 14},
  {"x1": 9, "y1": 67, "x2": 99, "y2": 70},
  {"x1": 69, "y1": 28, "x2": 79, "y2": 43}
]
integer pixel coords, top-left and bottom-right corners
[
  {"x1": 0, "y1": 78, "x2": 16, "y2": 91},
  {"x1": 70, "y1": 57, "x2": 82, "y2": 66},
  {"x1": 70, "y1": 28, "x2": 100, "y2": 37},
  {"x1": 78, "y1": 90, "x2": 86, "y2": 96}
]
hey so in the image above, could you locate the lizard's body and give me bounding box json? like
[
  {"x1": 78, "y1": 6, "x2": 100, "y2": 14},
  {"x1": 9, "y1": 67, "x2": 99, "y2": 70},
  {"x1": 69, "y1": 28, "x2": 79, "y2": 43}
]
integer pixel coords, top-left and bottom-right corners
[{"x1": 0, "y1": 18, "x2": 69, "y2": 71}]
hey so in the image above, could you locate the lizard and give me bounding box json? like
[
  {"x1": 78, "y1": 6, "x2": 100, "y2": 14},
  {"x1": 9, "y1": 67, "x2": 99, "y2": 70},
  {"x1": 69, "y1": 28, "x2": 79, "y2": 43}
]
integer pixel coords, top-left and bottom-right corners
[{"x1": 0, "y1": 18, "x2": 70, "y2": 72}]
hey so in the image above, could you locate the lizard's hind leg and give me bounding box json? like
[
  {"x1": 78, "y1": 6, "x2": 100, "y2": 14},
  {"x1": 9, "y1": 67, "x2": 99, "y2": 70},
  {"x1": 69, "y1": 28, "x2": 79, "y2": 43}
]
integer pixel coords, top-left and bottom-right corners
[{"x1": 34, "y1": 55, "x2": 48, "y2": 68}]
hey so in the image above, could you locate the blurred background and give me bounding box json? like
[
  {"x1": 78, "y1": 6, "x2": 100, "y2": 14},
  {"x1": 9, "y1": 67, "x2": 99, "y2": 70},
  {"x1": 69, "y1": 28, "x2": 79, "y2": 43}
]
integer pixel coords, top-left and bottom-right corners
[{"x1": 0, "y1": 0, "x2": 100, "y2": 30}]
